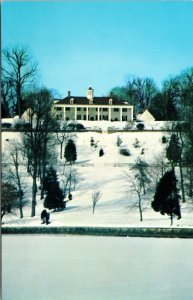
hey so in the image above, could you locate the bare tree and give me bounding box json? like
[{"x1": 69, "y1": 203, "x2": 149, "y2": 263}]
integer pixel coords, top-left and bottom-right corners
[
  {"x1": 55, "y1": 122, "x2": 76, "y2": 160},
  {"x1": 151, "y1": 153, "x2": 169, "y2": 186},
  {"x1": 128, "y1": 174, "x2": 144, "y2": 221},
  {"x1": 110, "y1": 86, "x2": 130, "y2": 103},
  {"x1": 178, "y1": 68, "x2": 193, "y2": 199},
  {"x1": 22, "y1": 88, "x2": 55, "y2": 217},
  {"x1": 166, "y1": 128, "x2": 186, "y2": 203},
  {"x1": 38, "y1": 114, "x2": 58, "y2": 200},
  {"x1": 61, "y1": 167, "x2": 78, "y2": 198},
  {"x1": 127, "y1": 76, "x2": 158, "y2": 113},
  {"x1": 176, "y1": 125, "x2": 186, "y2": 203},
  {"x1": 4, "y1": 140, "x2": 28, "y2": 218},
  {"x1": 161, "y1": 78, "x2": 180, "y2": 121},
  {"x1": 131, "y1": 158, "x2": 151, "y2": 195},
  {"x1": 92, "y1": 190, "x2": 102, "y2": 214},
  {"x1": 125, "y1": 159, "x2": 151, "y2": 221},
  {"x1": 1, "y1": 181, "x2": 18, "y2": 221},
  {"x1": 1, "y1": 78, "x2": 15, "y2": 117},
  {"x1": 2, "y1": 46, "x2": 37, "y2": 117}
]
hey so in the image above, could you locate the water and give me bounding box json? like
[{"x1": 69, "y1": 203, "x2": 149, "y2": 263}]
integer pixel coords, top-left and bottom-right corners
[{"x1": 2, "y1": 235, "x2": 193, "y2": 300}]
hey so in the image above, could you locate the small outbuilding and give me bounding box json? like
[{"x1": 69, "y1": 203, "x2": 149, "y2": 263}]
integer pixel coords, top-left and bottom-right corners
[{"x1": 137, "y1": 109, "x2": 155, "y2": 122}]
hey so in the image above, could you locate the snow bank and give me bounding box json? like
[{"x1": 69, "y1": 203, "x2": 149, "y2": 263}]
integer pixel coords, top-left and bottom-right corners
[{"x1": 2, "y1": 235, "x2": 193, "y2": 300}]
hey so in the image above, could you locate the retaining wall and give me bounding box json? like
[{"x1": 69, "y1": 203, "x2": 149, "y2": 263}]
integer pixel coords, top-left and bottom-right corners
[{"x1": 2, "y1": 226, "x2": 193, "y2": 238}]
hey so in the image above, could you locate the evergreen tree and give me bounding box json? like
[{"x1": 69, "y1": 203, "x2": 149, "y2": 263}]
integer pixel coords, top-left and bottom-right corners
[
  {"x1": 43, "y1": 167, "x2": 64, "y2": 210},
  {"x1": 152, "y1": 169, "x2": 181, "y2": 225},
  {"x1": 64, "y1": 139, "x2": 77, "y2": 164},
  {"x1": 166, "y1": 134, "x2": 181, "y2": 167},
  {"x1": 90, "y1": 137, "x2": 95, "y2": 147}
]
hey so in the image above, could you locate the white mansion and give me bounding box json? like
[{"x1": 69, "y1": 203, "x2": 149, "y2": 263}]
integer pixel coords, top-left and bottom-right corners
[{"x1": 53, "y1": 87, "x2": 134, "y2": 122}]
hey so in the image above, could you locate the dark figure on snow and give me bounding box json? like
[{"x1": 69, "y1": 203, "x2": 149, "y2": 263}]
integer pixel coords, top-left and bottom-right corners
[
  {"x1": 99, "y1": 148, "x2": 104, "y2": 157},
  {"x1": 41, "y1": 209, "x2": 50, "y2": 225},
  {"x1": 68, "y1": 193, "x2": 72, "y2": 201}
]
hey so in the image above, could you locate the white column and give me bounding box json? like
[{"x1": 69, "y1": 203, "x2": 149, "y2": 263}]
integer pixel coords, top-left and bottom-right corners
[
  {"x1": 109, "y1": 107, "x2": 111, "y2": 121},
  {"x1": 131, "y1": 107, "x2": 133, "y2": 121},
  {"x1": 120, "y1": 108, "x2": 122, "y2": 121},
  {"x1": 86, "y1": 107, "x2": 89, "y2": 121},
  {"x1": 75, "y1": 107, "x2": 77, "y2": 121},
  {"x1": 63, "y1": 107, "x2": 66, "y2": 121}
]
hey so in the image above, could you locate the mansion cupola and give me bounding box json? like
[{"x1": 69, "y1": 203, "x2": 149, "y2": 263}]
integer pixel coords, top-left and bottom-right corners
[{"x1": 87, "y1": 86, "x2": 94, "y2": 101}]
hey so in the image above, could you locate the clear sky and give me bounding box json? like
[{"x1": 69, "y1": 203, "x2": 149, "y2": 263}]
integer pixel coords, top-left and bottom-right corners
[{"x1": 2, "y1": 1, "x2": 193, "y2": 97}]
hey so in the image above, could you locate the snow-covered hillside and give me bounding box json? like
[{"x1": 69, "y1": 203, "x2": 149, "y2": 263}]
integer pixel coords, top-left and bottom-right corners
[{"x1": 2, "y1": 129, "x2": 193, "y2": 228}]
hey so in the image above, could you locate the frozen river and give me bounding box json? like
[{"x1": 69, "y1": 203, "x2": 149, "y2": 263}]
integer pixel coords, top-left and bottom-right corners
[{"x1": 2, "y1": 235, "x2": 193, "y2": 300}]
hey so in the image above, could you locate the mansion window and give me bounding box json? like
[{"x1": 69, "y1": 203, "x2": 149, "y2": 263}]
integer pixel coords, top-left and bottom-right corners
[
  {"x1": 114, "y1": 108, "x2": 119, "y2": 112},
  {"x1": 122, "y1": 116, "x2": 127, "y2": 121},
  {"x1": 77, "y1": 107, "x2": 81, "y2": 111},
  {"x1": 56, "y1": 107, "x2": 62, "y2": 111},
  {"x1": 66, "y1": 107, "x2": 70, "y2": 111},
  {"x1": 122, "y1": 108, "x2": 127, "y2": 112},
  {"x1": 77, "y1": 115, "x2": 82, "y2": 120},
  {"x1": 70, "y1": 98, "x2": 74, "y2": 104},
  {"x1": 103, "y1": 108, "x2": 108, "y2": 112}
]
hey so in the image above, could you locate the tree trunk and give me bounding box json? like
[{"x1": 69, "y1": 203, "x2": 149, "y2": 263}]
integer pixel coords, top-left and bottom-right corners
[
  {"x1": 31, "y1": 166, "x2": 37, "y2": 217},
  {"x1": 179, "y1": 159, "x2": 185, "y2": 203},
  {"x1": 178, "y1": 129, "x2": 185, "y2": 202},
  {"x1": 142, "y1": 181, "x2": 146, "y2": 195},
  {"x1": 138, "y1": 192, "x2": 143, "y2": 221},
  {"x1": 1, "y1": 210, "x2": 5, "y2": 220},
  {"x1": 19, "y1": 194, "x2": 23, "y2": 219},
  {"x1": 60, "y1": 142, "x2": 63, "y2": 159},
  {"x1": 17, "y1": 77, "x2": 22, "y2": 118},
  {"x1": 14, "y1": 157, "x2": 24, "y2": 219},
  {"x1": 40, "y1": 141, "x2": 47, "y2": 200},
  {"x1": 170, "y1": 214, "x2": 173, "y2": 226},
  {"x1": 26, "y1": 147, "x2": 32, "y2": 175},
  {"x1": 189, "y1": 166, "x2": 193, "y2": 197},
  {"x1": 69, "y1": 173, "x2": 72, "y2": 194}
]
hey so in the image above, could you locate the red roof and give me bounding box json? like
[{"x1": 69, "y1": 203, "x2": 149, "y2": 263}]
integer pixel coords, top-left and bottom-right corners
[{"x1": 55, "y1": 96, "x2": 129, "y2": 106}]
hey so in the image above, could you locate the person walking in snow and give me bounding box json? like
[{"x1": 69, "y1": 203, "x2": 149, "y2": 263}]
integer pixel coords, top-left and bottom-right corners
[
  {"x1": 41, "y1": 209, "x2": 50, "y2": 225},
  {"x1": 45, "y1": 211, "x2": 50, "y2": 225}
]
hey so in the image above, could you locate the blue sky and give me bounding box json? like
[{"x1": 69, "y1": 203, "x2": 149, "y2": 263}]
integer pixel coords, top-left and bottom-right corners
[{"x1": 2, "y1": 1, "x2": 193, "y2": 97}]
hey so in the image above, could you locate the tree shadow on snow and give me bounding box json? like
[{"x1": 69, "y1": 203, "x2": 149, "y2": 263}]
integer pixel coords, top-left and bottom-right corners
[{"x1": 64, "y1": 205, "x2": 79, "y2": 212}]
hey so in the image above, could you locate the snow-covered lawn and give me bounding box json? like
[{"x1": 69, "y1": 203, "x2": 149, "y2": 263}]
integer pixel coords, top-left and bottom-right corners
[
  {"x1": 2, "y1": 235, "x2": 193, "y2": 300},
  {"x1": 2, "y1": 129, "x2": 193, "y2": 228}
]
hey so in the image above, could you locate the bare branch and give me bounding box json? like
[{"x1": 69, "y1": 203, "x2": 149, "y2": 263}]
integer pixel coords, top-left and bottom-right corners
[{"x1": 92, "y1": 190, "x2": 102, "y2": 214}]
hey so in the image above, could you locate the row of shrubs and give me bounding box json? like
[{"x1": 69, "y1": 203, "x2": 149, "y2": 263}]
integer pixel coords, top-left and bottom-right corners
[
  {"x1": 2, "y1": 122, "x2": 86, "y2": 131},
  {"x1": 1, "y1": 122, "x2": 12, "y2": 129},
  {"x1": 2, "y1": 122, "x2": 33, "y2": 130},
  {"x1": 3, "y1": 120, "x2": 145, "y2": 131},
  {"x1": 117, "y1": 135, "x2": 168, "y2": 157},
  {"x1": 109, "y1": 122, "x2": 145, "y2": 131}
]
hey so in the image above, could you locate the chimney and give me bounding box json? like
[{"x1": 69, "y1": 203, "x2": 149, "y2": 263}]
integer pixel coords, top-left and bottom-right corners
[{"x1": 68, "y1": 91, "x2": 71, "y2": 97}]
